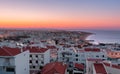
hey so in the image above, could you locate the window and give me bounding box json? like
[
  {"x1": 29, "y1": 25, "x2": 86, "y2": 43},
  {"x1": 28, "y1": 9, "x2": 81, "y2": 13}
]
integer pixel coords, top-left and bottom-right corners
[
  {"x1": 96, "y1": 55, "x2": 99, "y2": 57},
  {"x1": 39, "y1": 66, "x2": 43, "y2": 69},
  {"x1": 6, "y1": 67, "x2": 15, "y2": 72},
  {"x1": 5, "y1": 58, "x2": 10, "y2": 62},
  {"x1": 76, "y1": 59, "x2": 78, "y2": 61},
  {"x1": 36, "y1": 55, "x2": 38, "y2": 58},
  {"x1": 30, "y1": 55, "x2": 32, "y2": 57},
  {"x1": 30, "y1": 66, "x2": 32, "y2": 68},
  {"x1": 62, "y1": 55, "x2": 65, "y2": 57},
  {"x1": 102, "y1": 55, "x2": 105, "y2": 57},
  {"x1": 76, "y1": 54, "x2": 78, "y2": 57},
  {"x1": 41, "y1": 61, "x2": 44, "y2": 64},
  {"x1": 36, "y1": 60, "x2": 38, "y2": 63},
  {"x1": 33, "y1": 66, "x2": 35, "y2": 69},
  {"x1": 29, "y1": 60, "x2": 32, "y2": 63},
  {"x1": 69, "y1": 64, "x2": 72, "y2": 67}
]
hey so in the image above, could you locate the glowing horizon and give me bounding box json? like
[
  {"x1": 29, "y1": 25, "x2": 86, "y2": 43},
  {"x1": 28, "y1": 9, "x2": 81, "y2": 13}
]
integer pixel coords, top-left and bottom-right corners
[{"x1": 0, "y1": 0, "x2": 120, "y2": 30}]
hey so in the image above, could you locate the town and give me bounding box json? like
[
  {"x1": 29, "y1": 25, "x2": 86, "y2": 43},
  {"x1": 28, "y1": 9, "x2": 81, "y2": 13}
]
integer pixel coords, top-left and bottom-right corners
[{"x1": 0, "y1": 29, "x2": 120, "y2": 74}]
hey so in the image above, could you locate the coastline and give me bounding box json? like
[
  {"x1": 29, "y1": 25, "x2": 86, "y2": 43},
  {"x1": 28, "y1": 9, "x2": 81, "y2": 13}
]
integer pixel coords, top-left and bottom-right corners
[{"x1": 80, "y1": 32, "x2": 93, "y2": 40}]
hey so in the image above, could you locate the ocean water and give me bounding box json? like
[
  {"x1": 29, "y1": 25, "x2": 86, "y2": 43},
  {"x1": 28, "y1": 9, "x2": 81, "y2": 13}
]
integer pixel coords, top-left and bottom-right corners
[{"x1": 85, "y1": 30, "x2": 120, "y2": 43}]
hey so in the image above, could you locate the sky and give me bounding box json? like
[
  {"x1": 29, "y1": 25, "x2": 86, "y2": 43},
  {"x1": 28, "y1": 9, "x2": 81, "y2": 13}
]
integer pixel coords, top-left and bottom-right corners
[{"x1": 0, "y1": 0, "x2": 120, "y2": 30}]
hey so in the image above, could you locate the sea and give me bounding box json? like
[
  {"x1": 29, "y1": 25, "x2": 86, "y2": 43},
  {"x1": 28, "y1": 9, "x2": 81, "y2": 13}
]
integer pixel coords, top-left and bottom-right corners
[{"x1": 84, "y1": 30, "x2": 120, "y2": 44}]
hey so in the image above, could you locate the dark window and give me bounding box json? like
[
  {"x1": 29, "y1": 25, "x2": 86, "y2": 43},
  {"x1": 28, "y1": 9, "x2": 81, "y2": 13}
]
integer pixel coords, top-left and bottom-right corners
[
  {"x1": 33, "y1": 66, "x2": 35, "y2": 68},
  {"x1": 39, "y1": 66, "x2": 43, "y2": 69},
  {"x1": 62, "y1": 55, "x2": 65, "y2": 57},
  {"x1": 67, "y1": 59, "x2": 69, "y2": 62},
  {"x1": 96, "y1": 55, "x2": 99, "y2": 57},
  {"x1": 29, "y1": 60, "x2": 32, "y2": 63},
  {"x1": 69, "y1": 65, "x2": 72, "y2": 67},
  {"x1": 102, "y1": 55, "x2": 104, "y2": 57},
  {"x1": 30, "y1": 66, "x2": 32, "y2": 68},
  {"x1": 76, "y1": 54, "x2": 78, "y2": 57},
  {"x1": 6, "y1": 67, "x2": 15, "y2": 72},
  {"x1": 74, "y1": 73, "x2": 83, "y2": 74},
  {"x1": 36, "y1": 60, "x2": 38, "y2": 63},
  {"x1": 41, "y1": 61, "x2": 44, "y2": 64},
  {"x1": 76, "y1": 59, "x2": 78, "y2": 61},
  {"x1": 36, "y1": 55, "x2": 38, "y2": 58},
  {"x1": 30, "y1": 55, "x2": 32, "y2": 57}
]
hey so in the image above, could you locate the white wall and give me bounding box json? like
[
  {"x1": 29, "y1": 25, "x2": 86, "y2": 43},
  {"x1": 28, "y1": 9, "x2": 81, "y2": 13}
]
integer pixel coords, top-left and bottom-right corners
[
  {"x1": 44, "y1": 50, "x2": 50, "y2": 65},
  {"x1": 85, "y1": 52, "x2": 107, "y2": 60},
  {"x1": 15, "y1": 50, "x2": 29, "y2": 74},
  {"x1": 92, "y1": 65, "x2": 96, "y2": 74}
]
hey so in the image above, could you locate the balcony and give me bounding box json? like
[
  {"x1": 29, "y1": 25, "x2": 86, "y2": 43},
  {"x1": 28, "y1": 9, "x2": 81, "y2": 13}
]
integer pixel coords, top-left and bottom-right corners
[
  {"x1": 0, "y1": 71, "x2": 14, "y2": 74},
  {"x1": 0, "y1": 66, "x2": 15, "y2": 74}
]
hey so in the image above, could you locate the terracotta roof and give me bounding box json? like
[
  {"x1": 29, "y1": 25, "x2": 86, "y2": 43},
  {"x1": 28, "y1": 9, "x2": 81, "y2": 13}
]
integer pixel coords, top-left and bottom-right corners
[
  {"x1": 23, "y1": 46, "x2": 48, "y2": 53},
  {"x1": 0, "y1": 47, "x2": 21, "y2": 56},
  {"x1": 84, "y1": 48, "x2": 100, "y2": 52},
  {"x1": 41, "y1": 62, "x2": 67, "y2": 74},
  {"x1": 74, "y1": 63, "x2": 84, "y2": 70},
  {"x1": 104, "y1": 62, "x2": 120, "y2": 69},
  {"x1": 94, "y1": 63, "x2": 107, "y2": 74}
]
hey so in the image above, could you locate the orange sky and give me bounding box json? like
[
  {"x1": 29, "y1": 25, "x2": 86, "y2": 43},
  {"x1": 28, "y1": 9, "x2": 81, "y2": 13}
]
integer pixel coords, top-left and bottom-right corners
[{"x1": 0, "y1": 0, "x2": 120, "y2": 30}]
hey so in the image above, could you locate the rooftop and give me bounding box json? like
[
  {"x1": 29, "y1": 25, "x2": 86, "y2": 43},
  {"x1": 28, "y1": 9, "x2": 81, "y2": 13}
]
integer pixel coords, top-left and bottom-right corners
[
  {"x1": 0, "y1": 47, "x2": 21, "y2": 56},
  {"x1": 103, "y1": 62, "x2": 120, "y2": 69},
  {"x1": 94, "y1": 63, "x2": 107, "y2": 74},
  {"x1": 23, "y1": 46, "x2": 48, "y2": 53},
  {"x1": 41, "y1": 62, "x2": 67, "y2": 74}
]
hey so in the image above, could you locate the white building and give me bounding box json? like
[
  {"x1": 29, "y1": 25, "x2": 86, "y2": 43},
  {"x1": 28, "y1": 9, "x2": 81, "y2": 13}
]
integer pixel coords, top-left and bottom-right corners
[
  {"x1": 23, "y1": 46, "x2": 50, "y2": 72},
  {"x1": 58, "y1": 47, "x2": 107, "y2": 65},
  {"x1": 0, "y1": 47, "x2": 29, "y2": 74},
  {"x1": 46, "y1": 45, "x2": 58, "y2": 62}
]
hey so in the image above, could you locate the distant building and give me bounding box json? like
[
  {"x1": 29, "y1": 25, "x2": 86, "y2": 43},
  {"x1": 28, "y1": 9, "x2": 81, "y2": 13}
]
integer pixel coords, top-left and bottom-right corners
[
  {"x1": 58, "y1": 47, "x2": 107, "y2": 64},
  {"x1": 46, "y1": 45, "x2": 58, "y2": 62},
  {"x1": 0, "y1": 47, "x2": 29, "y2": 74},
  {"x1": 107, "y1": 50, "x2": 120, "y2": 59}
]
